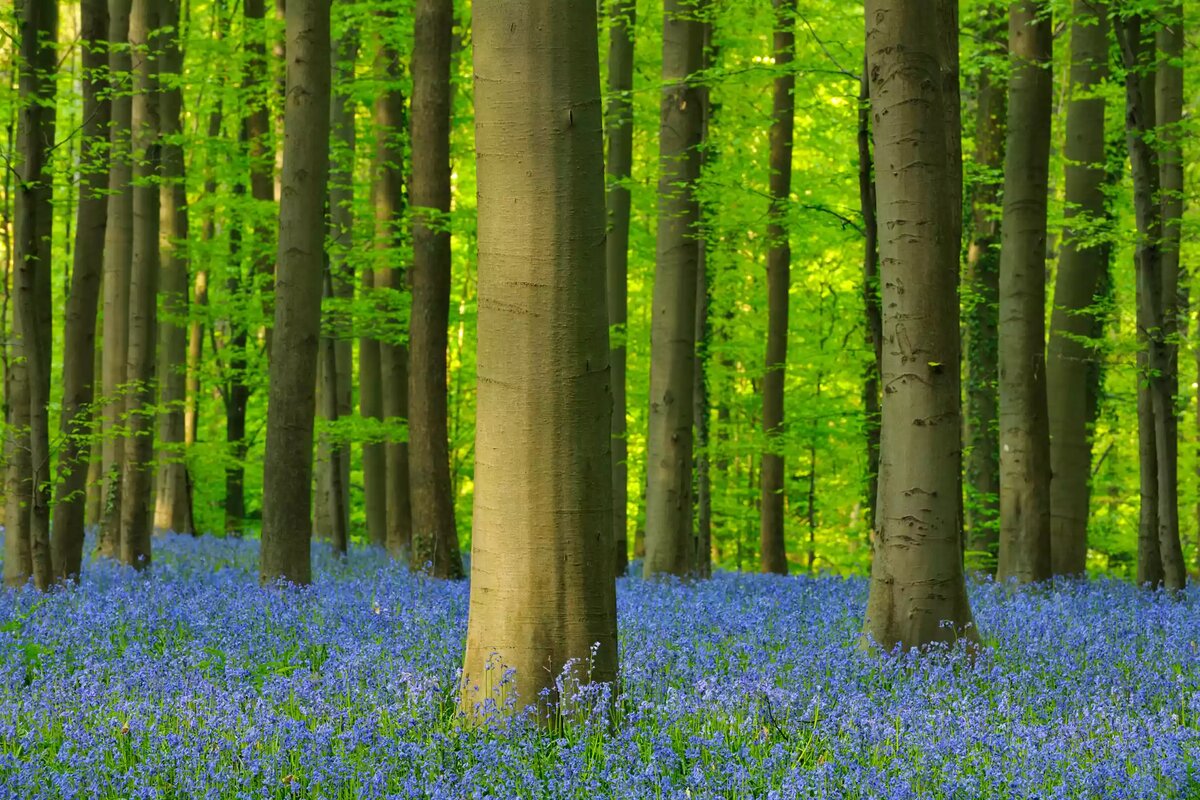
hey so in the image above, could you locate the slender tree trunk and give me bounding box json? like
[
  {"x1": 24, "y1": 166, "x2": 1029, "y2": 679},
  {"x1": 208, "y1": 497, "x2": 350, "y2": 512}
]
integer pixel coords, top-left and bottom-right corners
[
  {"x1": 963, "y1": 3, "x2": 1006, "y2": 565},
  {"x1": 1119, "y1": 14, "x2": 1184, "y2": 589},
  {"x1": 53, "y1": 0, "x2": 110, "y2": 581},
  {"x1": 316, "y1": 28, "x2": 355, "y2": 546},
  {"x1": 857, "y1": 63, "x2": 881, "y2": 533},
  {"x1": 119, "y1": 0, "x2": 161, "y2": 569},
  {"x1": 98, "y1": 0, "x2": 134, "y2": 559},
  {"x1": 463, "y1": 0, "x2": 618, "y2": 716},
  {"x1": 6, "y1": 0, "x2": 58, "y2": 590},
  {"x1": 86, "y1": 342, "x2": 103, "y2": 526},
  {"x1": 260, "y1": 0, "x2": 330, "y2": 585},
  {"x1": 1156, "y1": 4, "x2": 1185, "y2": 588},
  {"x1": 1047, "y1": 0, "x2": 1108, "y2": 576},
  {"x1": 760, "y1": 0, "x2": 795, "y2": 576},
  {"x1": 863, "y1": 0, "x2": 977, "y2": 650},
  {"x1": 372, "y1": 33, "x2": 413, "y2": 561},
  {"x1": 644, "y1": 0, "x2": 704, "y2": 578},
  {"x1": 360, "y1": 292, "x2": 385, "y2": 546},
  {"x1": 409, "y1": 0, "x2": 462, "y2": 578},
  {"x1": 996, "y1": 1, "x2": 1052, "y2": 584},
  {"x1": 605, "y1": 0, "x2": 635, "y2": 578},
  {"x1": 154, "y1": 0, "x2": 191, "y2": 535}
]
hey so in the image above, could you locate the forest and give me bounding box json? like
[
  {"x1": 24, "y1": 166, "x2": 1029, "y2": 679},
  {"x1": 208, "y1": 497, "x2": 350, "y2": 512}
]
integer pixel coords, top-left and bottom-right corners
[{"x1": 1, "y1": 0, "x2": 1199, "y2": 796}]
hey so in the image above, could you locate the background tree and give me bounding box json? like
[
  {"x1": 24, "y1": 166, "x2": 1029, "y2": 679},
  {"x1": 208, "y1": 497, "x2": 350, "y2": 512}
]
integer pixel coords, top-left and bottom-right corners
[
  {"x1": 996, "y1": 0, "x2": 1052, "y2": 584},
  {"x1": 260, "y1": 0, "x2": 331, "y2": 585},
  {"x1": 463, "y1": 0, "x2": 618, "y2": 715},
  {"x1": 863, "y1": 0, "x2": 977, "y2": 650}
]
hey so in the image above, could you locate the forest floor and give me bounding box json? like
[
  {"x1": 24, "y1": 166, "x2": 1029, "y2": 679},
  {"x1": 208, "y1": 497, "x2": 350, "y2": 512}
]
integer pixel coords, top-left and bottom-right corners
[{"x1": 0, "y1": 534, "x2": 1196, "y2": 798}]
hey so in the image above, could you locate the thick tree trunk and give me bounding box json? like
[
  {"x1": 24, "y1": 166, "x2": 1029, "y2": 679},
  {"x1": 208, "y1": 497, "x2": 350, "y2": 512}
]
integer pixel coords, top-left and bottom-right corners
[
  {"x1": 863, "y1": 0, "x2": 977, "y2": 650},
  {"x1": 260, "y1": 0, "x2": 330, "y2": 586},
  {"x1": 6, "y1": 0, "x2": 58, "y2": 590},
  {"x1": 463, "y1": 0, "x2": 618, "y2": 716},
  {"x1": 119, "y1": 0, "x2": 161, "y2": 569},
  {"x1": 1119, "y1": 14, "x2": 1185, "y2": 589},
  {"x1": 1156, "y1": 5, "x2": 1185, "y2": 589},
  {"x1": 996, "y1": 1, "x2": 1052, "y2": 584},
  {"x1": 605, "y1": 0, "x2": 635, "y2": 578},
  {"x1": 693, "y1": 18, "x2": 716, "y2": 579},
  {"x1": 1046, "y1": 0, "x2": 1108, "y2": 576},
  {"x1": 857, "y1": 64, "x2": 881, "y2": 532},
  {"x1": 315, "y1": 29, "x2": 355, "y2": 546},
  {"x1": 760, "y1": 0, "x2": 795, "y2": 576},
  {"x1": 962, "y1": 3, "x2": 1006, "y2": 565},
  {"x1": 53, "y1": 0, "x2": 110, "y2": 581},
  {"x1": 374, "y1": 33, "x2": 412, "y2": 561},
  {"x1": 98, "y1": 0, "x2": 134, "y2": 559},
  {"x1": 154, "y1": 0, "x2": 191, "y2": 535},
  {"x1": 409, "y1": 0, "x2": 462, "y2": 579},
  {"x1": 644, "y1": 0, "x2": 704, "y2": 578}
]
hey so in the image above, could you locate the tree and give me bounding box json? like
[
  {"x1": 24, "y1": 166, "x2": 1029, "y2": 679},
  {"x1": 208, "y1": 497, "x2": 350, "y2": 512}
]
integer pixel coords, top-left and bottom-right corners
[
  {"x1": 154, "y1": 0, "x2": 192, "y2": 535},
  {"x1": 5, "y1": 0, "x2": 58, "y2": 589},
  {"x1": 962, "y1": 2, "x2": 1006, "y2": 563},
  {"x1": 409, "y1": 0, "x2": 463, "y2": 578},
  {"x1": 462, "y1": 0, "x2": 618, "y2": 715},
  {"x1": 996, "y1": 1, "x2": 1052, "y2": 584},
  {"x1": 644, "y1": 0, "x2": 705, "y2": 578},
  {"x1": 119, "y1": 0, "x2": 161, "y2": 568},
  {"x1": 373, "y1": 26, "x2": 412, "y2": 560},
  {"x1": 53, "y1": 0, "x2": 111, "y2": 581},
  {"x1": 605, "y1": 0, "x2": 636, "y2": 578},
  {"x1": 760, "y1": 0, "x2": 795, "y2": 576},
  {"x1": 863, "y1": 0, "x2": 977, "y2": 650},
  {"x1": 260, "y1": 0, "x2": 331, "y2": 585},
  {"x1": 1046, "y1": 0, "x2": 1108, "y2": 576},
  {"x1": 98, "y1": 0, "x2": 134, "y2": 559}
]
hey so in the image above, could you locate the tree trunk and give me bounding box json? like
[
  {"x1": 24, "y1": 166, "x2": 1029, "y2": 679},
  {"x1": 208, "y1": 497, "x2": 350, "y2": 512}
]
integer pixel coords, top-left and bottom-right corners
[
  {"x1": 53, "y1": 0, "x2": 110, "y2": 581},
  {"x1": 6, "y1": 0, "x2": 58, "y2": 590},
  {"x1": 316, "y1": 28, "x2": 355, "y2": 546},
  {"x1": 605, "y1": 0, "x2": 635, "y2": 578},
  {"x1": 1156, "y1": 4, "x2": 1185, "y2": 589},
  {"x1": 760, "y1": 0, "x2": 795, "y2": 576},
  {"x1": 463, "y1": 0, "x2": 618, "y2": 716},
  {"x1": 857, "y1": 63, "x2": 881, "y2": 533},
  {"x1": 644, "y1": 0, "x2": 704, "y2": 578},
  {"x1": 260, "y1": 0, "x2": 330, "y2": 586},
  {"x1": 154, "y1": 0, "x2": 191, "y2": 535},
  {"x1": 863, "y1": 0, "x2": 977, "y2": 650},
  {"x1": 409, "y1": 0, "x2": 462, "y2": 579},
  {"x1": 962, "y1": 2, "x2": 1006, "y2": 566},
  {"x1": 119, "y1": 0, "x2": 160, "y2": 569},
  {"x1": 98, "y1": 0, "x2": 134, "y2": 559},
  {"x1": 996, "y1": 1, "x2": 1052, "y2": 584},
  {"x1": 372, "y1": 34, "x2": 413, "y2": 561},
  {"x1": 1046, "y1": 0, "x2": 1108, "y2": 576}
]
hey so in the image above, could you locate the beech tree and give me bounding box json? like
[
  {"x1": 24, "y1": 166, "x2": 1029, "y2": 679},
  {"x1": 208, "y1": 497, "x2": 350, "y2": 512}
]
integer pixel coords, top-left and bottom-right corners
[
  {"x1": 862, "y1": 0, "x2": 977, "y2": 650},
  {"x1": 996, "y1": 1, "x2": 1052, "y2": 584},
  {"x1": 462, "y1": 0, "x2": 618, "y2": 714},
  {"x1": 260, "y1": 0, "x2": 331, "y2": 585}
]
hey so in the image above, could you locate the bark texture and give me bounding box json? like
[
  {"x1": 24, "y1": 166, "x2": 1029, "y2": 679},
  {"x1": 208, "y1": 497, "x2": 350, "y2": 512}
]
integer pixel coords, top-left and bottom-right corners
[
  {"x1": 53, "y1": 0, "x2": 110, "y2": 581},
  {"x1": 463, "y1": 0, "x2": 618, "y2": 716},
  {"x1": 98, "y1": 0, "x2": 134, "y2": 559},
  {"x1": 119, "y1": 0, "x2": 161, "y2": 569},
  {"x1": 644, "y1": 0, "x2": 705, "y2": 578},
  {"x1": 260, "y1": 0, "x2": 331, "y2": 585},
  {"x1": 6, "y1": 0, "x2": 58, "y2": 589},
  {"x1": 963, "y1": 2, "x2": 1006, "y2": 563},
  {"x1": 863, "y1": 0, "x2": 978, "y2": 650},
  {"x1": 1047, "y1": 0, "x2": 1108, "y2": 576},
  {"x1": 154, "y1": 0, "x2": 191, "y2": 535},
  {"x1": 409, "y1": 0, "x2": 462, "y2": 578},
  {"x1": 996, "y1": 1, "x2": 1052, "y2": 584},
  {"x1": 760, "y1": 0, "x2": 795, "y2": 575},
  {"x1": 605, "y1": 0, "x2": 635, "y2": 577}
]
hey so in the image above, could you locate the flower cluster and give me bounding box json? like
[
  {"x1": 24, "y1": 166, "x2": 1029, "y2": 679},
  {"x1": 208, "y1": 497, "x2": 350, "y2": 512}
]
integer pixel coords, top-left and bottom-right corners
[{"x1": 0, "y1": 534, "x2": 1197, "y2": 798}]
